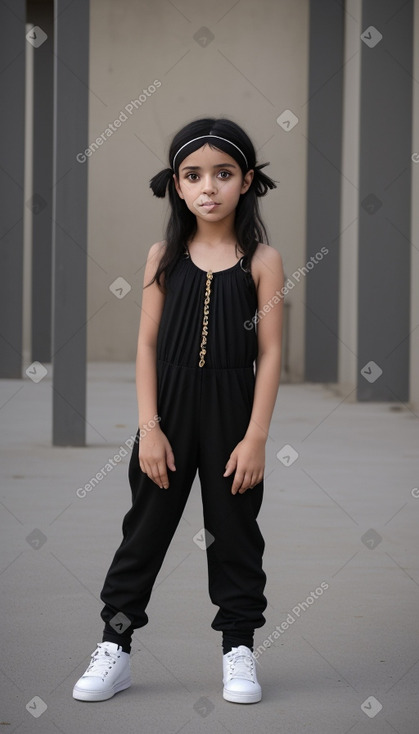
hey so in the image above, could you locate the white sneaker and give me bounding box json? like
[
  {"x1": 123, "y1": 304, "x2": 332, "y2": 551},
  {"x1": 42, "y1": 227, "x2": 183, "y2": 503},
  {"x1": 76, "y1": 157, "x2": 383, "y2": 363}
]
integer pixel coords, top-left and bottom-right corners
[
  {"x1": 72, "y1": 641, "x2": 131, "y2": 701},
  {"x1": 223, "y1": 645, "x2": 262, "y2": 704}
]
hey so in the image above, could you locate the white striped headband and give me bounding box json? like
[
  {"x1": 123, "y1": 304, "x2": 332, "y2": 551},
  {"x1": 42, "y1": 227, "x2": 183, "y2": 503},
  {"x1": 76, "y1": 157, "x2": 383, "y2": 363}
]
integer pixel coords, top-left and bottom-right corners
[{"x1": 172, "y1": 134, "x2": 248, "y2": 171}]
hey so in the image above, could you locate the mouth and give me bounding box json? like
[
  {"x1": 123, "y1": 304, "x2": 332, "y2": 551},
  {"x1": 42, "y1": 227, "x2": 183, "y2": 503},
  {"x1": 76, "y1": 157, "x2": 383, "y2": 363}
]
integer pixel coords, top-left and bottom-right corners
[{"x1": 200, "y1": 201, "x2": 220, "y2": 209}]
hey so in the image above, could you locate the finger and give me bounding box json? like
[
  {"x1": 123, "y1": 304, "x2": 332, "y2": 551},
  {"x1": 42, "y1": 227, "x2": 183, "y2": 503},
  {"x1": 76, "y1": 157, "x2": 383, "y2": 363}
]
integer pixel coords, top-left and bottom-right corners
[
  {"x1": 143, "y1": 460, "x2": 155, "y2": 484},
  {"x1": 139, "y1": 449, "x2": 146, "y2": 474},
  {"x1": 239, "y1": 475, "x2": 253, "y2": 493},
  {"x1": 231, "y1": 470, "x2": 245, "y2": 495},
  {"x1": 155, "y1": 459, "x2": 169, "y2": 489},
  {"x1": 245, "y1": 472, "x2": 263, "y2": 491},
  {"x1": 239, "y1": 477, "x2": 253, "y2": 493},
  {"x1": 238, "y1": 471, "x2": 256, "y2": 494},
  {"x1": 223, "y1": 456, "x2": 236, "y2": 477},
  {"x1": 144, "y1": 461, "x2": 160, "y2": 485},
  {"x1": 166, "y1": 448, "x2": 176, "y2": 472},
  {"x1": 140, "y1": 458, "x2": 168, "y2": 489}
]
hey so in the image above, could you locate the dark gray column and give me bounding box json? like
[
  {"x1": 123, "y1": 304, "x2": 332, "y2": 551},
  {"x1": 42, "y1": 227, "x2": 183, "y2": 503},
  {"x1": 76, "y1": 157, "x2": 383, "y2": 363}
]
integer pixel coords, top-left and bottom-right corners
[
  {"x1": 52, "y1": 0, "x2": 89, "y2": 445},
  {"x1": 0, "y1": 1, "x2": 26, "y2": 378},
  {"x1": 357, "y1": 0, "x2": 412, "y2": 401},
  {"x1": 304, "y1": 1, "x2": 344, "y2": 382},
  {"x1": 27, "y1": 0, "x2": 54, "y2": 362}
]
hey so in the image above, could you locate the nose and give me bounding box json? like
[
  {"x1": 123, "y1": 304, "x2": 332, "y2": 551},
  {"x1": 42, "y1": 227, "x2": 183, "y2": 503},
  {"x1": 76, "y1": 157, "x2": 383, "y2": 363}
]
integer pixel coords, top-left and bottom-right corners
[{"x1": 201, "y1": 174, "x2": 217, "y2": 195}]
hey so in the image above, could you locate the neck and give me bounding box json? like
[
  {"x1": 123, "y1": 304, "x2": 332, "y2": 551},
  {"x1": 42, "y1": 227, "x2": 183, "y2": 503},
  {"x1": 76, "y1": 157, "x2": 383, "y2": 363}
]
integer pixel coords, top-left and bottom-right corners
[{"x1": 192, "y1": 211, "x2": 236, "y2": 247}]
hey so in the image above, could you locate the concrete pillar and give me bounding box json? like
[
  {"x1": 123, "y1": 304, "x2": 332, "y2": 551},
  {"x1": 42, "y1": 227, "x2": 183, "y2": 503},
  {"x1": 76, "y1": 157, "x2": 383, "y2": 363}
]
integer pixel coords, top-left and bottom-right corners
[
  {"x1": 0, "y1": 1, "x2": 26, "y2": 378},
  {"x1": 52, "y1": 0, "x2": 89, "y2": 445},
  {"x1": 357, "y1": 0, "x2": 413, "y2": 401},
  {"x1": 305, "y1": 0, "x2": 345, "y2": 383}
]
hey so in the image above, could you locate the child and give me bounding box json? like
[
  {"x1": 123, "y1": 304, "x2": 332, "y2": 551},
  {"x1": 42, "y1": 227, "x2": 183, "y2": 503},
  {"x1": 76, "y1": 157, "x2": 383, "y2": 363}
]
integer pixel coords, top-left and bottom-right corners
[{"x1": 73, "y1": 117, "x2": 284, "y2": 705}]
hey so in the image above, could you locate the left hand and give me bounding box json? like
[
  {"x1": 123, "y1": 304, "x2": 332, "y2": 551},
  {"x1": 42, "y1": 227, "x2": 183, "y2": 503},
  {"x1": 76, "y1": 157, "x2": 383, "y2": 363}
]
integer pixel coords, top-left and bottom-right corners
[{"x1": 223, "y1": 436, "x2": 265, "y2": 494}]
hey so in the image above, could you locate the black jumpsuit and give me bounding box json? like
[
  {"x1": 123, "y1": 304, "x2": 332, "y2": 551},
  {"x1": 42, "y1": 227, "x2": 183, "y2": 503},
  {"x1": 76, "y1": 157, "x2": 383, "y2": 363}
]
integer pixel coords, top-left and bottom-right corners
[{"x1": 99, "y1": 246, "x2": 267, "y2": 651}]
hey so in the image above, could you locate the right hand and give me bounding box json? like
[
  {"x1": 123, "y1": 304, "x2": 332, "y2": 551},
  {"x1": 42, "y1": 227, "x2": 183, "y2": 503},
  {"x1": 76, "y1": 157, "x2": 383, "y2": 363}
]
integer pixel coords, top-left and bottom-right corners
[{"x1": 138, "y1": 426, "x2": 176, "y2": 489}]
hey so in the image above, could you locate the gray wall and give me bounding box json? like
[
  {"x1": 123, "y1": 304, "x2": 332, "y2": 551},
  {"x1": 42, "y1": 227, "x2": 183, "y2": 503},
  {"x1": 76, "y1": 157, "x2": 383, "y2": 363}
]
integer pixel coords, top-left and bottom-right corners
[
  {"x1": 19, "y1": 0, "x2": 419, "y2": 409},
  {"x1": 82, "y1": 0, "x2": 309, "y2": 377}
]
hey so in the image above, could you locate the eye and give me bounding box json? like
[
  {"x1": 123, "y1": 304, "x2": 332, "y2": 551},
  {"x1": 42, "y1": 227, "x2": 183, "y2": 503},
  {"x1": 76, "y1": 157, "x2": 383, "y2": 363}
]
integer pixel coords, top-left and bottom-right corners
[
  {"x1": 218, "y1": 170, "x2": 231, "y2": 179},
  {"x1": 186, "y1": 173, "x2": 199, "y2": 181}
]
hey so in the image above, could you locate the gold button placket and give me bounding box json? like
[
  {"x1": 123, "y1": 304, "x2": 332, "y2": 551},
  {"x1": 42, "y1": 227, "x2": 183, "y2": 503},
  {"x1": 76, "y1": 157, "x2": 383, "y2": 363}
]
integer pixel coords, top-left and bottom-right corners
[{"x1": 198, "y1": 271, "x2": 213, "y2": 367}]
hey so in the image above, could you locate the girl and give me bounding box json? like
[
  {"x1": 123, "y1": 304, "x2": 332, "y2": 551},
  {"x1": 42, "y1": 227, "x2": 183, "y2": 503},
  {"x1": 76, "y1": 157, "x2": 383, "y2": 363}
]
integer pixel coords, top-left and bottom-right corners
[{"x1": 73, "y1": 117, "x2": 284, "y2": 705}]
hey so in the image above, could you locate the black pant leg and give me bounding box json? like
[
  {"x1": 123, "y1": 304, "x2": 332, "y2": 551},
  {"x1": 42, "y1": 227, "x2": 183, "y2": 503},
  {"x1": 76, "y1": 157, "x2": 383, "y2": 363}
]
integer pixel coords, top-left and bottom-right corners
[
  {"x1": 100, "y1": 365, "x2": 199, "y2": 639},
  {"x1": 198, "y1": 368, "x2": 267, "y2": 637}
]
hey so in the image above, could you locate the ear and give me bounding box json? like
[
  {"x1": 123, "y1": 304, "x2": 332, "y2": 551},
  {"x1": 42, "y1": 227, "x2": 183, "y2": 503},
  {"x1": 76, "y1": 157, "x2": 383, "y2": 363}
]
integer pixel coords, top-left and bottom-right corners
[
  {"x1": 241, "y1": 169, "x2": 254, "y2": 195},
  {"x1": 173, "y1": 173, "x2": 184, "y2": 200}
]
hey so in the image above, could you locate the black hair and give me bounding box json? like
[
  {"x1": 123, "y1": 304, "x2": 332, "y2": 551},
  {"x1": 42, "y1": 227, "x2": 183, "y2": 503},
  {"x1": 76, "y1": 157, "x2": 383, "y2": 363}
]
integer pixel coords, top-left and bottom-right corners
[{"x1": 147, "y1": 117, "x2": 278, "y2": 290}]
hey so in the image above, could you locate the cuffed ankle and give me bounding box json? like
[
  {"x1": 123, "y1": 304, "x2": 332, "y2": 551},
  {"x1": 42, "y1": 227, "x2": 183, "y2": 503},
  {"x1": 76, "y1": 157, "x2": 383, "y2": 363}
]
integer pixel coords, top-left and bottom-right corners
[
  {"x1": 222, "y1": 630, "x2": 254, "y2": 655},
  {"x1": 102, "y1": 622, "x2": 133, "y2": 654}
]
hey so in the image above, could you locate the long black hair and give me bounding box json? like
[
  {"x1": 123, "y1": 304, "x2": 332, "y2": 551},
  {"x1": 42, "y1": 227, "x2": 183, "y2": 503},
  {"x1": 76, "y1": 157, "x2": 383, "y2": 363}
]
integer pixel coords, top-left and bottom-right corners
[{"x1": 147, "y1": 117, "x2": 278, "y2": 290}]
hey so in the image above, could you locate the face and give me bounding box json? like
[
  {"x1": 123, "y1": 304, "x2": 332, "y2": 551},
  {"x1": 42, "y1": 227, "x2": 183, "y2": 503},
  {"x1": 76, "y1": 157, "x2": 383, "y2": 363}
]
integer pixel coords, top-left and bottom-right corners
[{"x1": 173, "y1": 144, "x2": 254, "y2": 221}]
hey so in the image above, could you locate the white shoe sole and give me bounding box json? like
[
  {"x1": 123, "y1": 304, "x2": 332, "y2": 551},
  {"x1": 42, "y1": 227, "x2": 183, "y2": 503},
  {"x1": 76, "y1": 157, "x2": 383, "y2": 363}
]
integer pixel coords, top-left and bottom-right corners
[
  {"x1": 223, "y1": 687, "x2": 261, "y2": 704},
  {"x1": 72, "y1": 676, "x2": 131, "y2": 702}
]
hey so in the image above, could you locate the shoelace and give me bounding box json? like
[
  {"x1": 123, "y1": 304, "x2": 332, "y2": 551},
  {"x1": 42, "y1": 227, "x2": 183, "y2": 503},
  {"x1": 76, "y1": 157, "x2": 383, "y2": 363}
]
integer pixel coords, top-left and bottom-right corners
[
  {"x1": 83, "y1": 643, "x2": 120, "y2": 679},
  {"x1": 225, "y1": 648, "x2": 256, "y2": 683}
]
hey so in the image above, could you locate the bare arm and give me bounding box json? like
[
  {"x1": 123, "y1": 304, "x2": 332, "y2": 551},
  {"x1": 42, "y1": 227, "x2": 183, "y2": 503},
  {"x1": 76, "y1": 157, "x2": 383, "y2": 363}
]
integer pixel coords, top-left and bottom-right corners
[
  {"x1": 135, "y1": 242, "x2": 176, "y2": 489},
  {"x1": 244, "y1": 245, "x2": 284, "y2": 442},
  {"x1": 224, "y1": 244, "x2": 284, "y2": 493},
  {"x1": 136, "y1": 241, "x2": 166, "y2": 428}
]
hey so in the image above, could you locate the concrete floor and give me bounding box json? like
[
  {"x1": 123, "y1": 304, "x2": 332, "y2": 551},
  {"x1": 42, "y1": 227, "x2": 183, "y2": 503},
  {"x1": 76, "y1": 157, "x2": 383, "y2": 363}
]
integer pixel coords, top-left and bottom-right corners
[{"x1": 1, "y1": 362, "x2": 418, "y2": 734}]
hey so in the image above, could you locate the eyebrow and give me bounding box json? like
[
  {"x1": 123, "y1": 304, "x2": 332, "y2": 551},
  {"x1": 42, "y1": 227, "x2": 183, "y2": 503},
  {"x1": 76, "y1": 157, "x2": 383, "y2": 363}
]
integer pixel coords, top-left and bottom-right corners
[{"x1": 180, "y1": 163, "x2": 237, "y2": 171}]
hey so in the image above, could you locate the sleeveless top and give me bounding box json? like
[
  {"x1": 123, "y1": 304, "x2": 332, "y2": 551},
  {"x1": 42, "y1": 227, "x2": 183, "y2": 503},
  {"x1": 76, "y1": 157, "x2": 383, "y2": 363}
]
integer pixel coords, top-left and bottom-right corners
[{"x1": 156, "y1": 246, "x2": 258, "y2": 370}]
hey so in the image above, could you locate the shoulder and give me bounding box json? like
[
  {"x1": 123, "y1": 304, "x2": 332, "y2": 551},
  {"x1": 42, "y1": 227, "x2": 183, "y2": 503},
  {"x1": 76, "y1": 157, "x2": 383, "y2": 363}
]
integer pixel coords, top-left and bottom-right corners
[
  {"x1": 143, "y1": 241, "x2": 168, "y2": 290},
  {"x1": 249, "y1": 243, "x2": 283, "y2": 288},
  {"x1": 147, "y1": 240, "x2": 166, "y2": 262},
  {"x1": 253, "y1": 242, "x2": 283, "y2": 267}
]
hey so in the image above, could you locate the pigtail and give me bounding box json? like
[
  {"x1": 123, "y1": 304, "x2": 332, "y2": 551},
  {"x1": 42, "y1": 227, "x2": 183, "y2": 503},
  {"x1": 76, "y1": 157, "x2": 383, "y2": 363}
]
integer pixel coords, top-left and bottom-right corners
[
  {"x1": 252, "y1": 162, "x2": 278, "y2": 197},
  {"x1": 149, "y1": 167, "x2": 173, "y2": 198}
]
